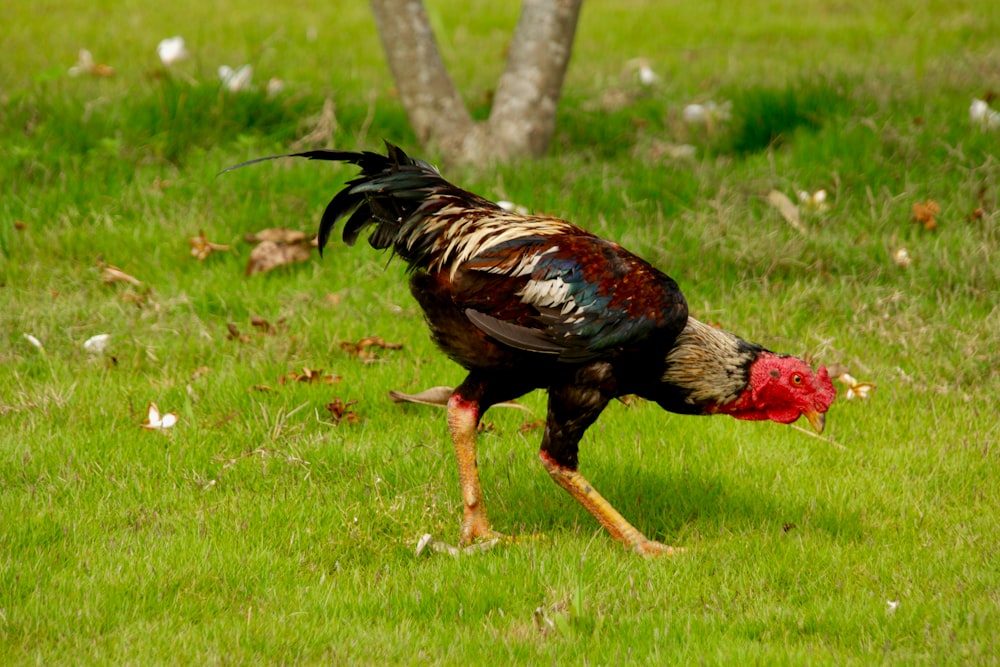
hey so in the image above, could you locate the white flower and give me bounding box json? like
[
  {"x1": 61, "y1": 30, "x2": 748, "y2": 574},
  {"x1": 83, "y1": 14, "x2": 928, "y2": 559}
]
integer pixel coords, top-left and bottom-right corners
[
  {"x1": 970, "y1": 99, "x2": 1000, "y2": 130},
  {"x1": 219, "y1": 64, "x2": 253, "y2": 92},
  {"x1": 838, "y1": 373, "x2": 875, "y2": 401},
  {"x1": 142, "y1": 402, "x2": 178, "y2": 430},
  {"x1": 157, "y1": 36, "x2": 189, "y2": 66},
  {"x1": 83, "y1": 333, "x2": 111, "y2": 354},
  {"x1": 892, "y1": 247, "x2": 912, "y2": 268}
]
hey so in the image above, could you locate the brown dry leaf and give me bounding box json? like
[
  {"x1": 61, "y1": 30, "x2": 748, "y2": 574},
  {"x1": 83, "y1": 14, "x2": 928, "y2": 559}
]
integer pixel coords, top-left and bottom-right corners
[
  {"x1": 250, "y1": 316, "x2": 274, "y2": 333},
  {"x1": 249, "y1": 384, "x2": 272, "y2": 392},
  {"x1": 226, "y1": 322, "x2": 250, "y2": 342},
  {"x1": 244, "y1": 228, "x2": 312, "y2": 245},
  {"x1": 325, "y1": 398, "x2": 360, "y2": 424},
  {"x1": 519, "y1": 418, "x2": 546, "y2": 433},
  {"x1": 14, "y1": 221, "x2": 26, "y2": 231},
  {"x1": 189, "y1": 230, "x2": 232, "y2": 261},
  {"x1": 912, "y1": 200, "x2": 940, "y2": 231},
  {"x1": 388, "y1": 386, "x2": 453, "y2": 407},
  {"x1": 101, "y1": 265, "x2": 142, "y2": 286},
  {"x1": 389, "y1": 386, "x2": 531, "y2": 412},
  {"x1": 245, "y1": 240, "x2": 313, "y2": 276},
  {"x1": 340, "y1": 336, "x2": 404, "y2": 362},
  {"x1": 766, "y1": 190, "x2": 806, "y2": 234},
  {"x1": 279, "y1": 367, "x2": 341, "y2": 385}
]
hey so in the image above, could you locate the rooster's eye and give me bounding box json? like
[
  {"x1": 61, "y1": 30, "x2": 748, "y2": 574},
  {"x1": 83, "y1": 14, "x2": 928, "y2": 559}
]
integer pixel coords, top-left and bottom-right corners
[{"x1": 792, "y1": 374, "x2": 802, "y2": 385}]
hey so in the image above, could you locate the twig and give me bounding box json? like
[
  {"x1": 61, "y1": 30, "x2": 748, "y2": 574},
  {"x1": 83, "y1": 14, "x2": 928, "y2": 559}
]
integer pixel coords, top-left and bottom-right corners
[{"x1": 790, "y1": 424, "x2": 846, "y2": 450}]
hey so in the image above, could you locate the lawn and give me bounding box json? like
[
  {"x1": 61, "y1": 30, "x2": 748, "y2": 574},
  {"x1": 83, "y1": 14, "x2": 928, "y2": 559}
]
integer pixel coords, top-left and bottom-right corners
[{"x1": 2, "y1": 0, "x2": 999, "y2": 663}]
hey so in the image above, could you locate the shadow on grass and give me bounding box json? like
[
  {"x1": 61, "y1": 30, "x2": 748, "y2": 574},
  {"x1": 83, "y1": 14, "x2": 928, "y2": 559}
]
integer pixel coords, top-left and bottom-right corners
[{"x1": 495, "y1": 461, "x2": 866, "y2": 547}]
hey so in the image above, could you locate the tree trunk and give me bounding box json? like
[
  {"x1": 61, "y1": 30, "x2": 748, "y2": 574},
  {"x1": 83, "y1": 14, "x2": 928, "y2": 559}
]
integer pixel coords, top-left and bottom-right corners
[
  {"x1": 369, "y1": 0, "x2": 583, "y2": 165},
  {"x1": 489, "y1": 0, "x2": 581, "y2": 159}
]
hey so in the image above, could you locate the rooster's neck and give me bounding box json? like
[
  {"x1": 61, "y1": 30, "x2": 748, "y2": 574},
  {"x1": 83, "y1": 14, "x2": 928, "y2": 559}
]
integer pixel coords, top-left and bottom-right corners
[{"x1": 660, "y1": 317, "x2": 763, "y2": 409}]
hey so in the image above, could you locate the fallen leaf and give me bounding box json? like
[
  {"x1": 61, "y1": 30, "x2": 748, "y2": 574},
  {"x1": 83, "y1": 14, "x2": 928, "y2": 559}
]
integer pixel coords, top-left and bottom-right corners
[
  {"x1": 388, "y1": 386, "x2": 453, "y2": 407},
  {"x1": 388, "y1": 386, "x2": 531, "y2": 412},
  {"x1": 245, "y1": 228, "x2": 312, "y2": 245},
  {"x1": 519, "y1": 418, "x2": 546, "y2": 433},
  {"x1": 101, "y1": 265, "x2": 142, "y2": 286},
  {"x1": 142, "y1": 402, "x2": 178, "y2": 430},
  {"x1": 766, "y1": 190, "x2": 806, "y2": 234},
  {"x1": 339, "y1": 336, "x2": 403, "y2": 362},
  {"x1": 245, "y1": 240, "x2": 313, "y2": 276},
  {"x1": 325, "y1": 398, "x2": 360, "y2": 424},
  {"x1": 415, "y1": 533, "x2": 500, "y2": 557},
  {"x1": 280, "y1": 367, "x2": 340, "y2": 385},
  {"x1": 189, "y1": 230, "x2": 231, "y2": 261},
  {"x1": 912, "y1": 200, "x2": 940, "y2": 231},
  {"x1": 226, "y1": 322, "x2": 250, "y2": 342}
]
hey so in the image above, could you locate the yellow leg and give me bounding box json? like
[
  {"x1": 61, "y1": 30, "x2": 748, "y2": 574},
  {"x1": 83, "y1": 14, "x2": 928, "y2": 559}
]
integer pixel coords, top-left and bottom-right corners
[
  {"x1": 447, "y1": 392, "x2": 494, "y2": 545},
  {"x1": 540, "y1": 451, "x2": 678, "y2": 556}
]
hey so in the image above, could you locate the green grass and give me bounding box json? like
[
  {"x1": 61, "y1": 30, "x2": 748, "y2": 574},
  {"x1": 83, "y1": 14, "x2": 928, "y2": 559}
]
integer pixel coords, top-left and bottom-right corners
[{"x1": 2, "y1": 0, "x2": 1000, "y2": 663}]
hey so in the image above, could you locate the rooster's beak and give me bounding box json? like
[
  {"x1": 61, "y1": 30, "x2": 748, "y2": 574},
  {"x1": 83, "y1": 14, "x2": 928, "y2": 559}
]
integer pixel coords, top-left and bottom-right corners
[{"x1": 804, "y1": 409, "x2": 826, "y2": 434}]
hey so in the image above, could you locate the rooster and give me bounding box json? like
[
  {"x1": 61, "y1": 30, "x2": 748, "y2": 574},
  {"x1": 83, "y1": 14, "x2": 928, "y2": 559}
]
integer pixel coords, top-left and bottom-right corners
[{"x1": 226, "y1": 143, "x2": 836, "y2": 555}]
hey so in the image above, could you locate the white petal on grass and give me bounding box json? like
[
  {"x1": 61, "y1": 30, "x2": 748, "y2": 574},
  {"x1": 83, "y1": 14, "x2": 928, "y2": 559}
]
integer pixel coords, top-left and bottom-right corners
[
  {"x1": 797, "y1": 189, "x2": 830, "y2": 213},
  {"x1": 496, "y1": 200, "x2": 530, "y2": 216},
  {"x1": 83, "y1": 333, "x2": 111, "y2": 354},
  {"x1": 68, "y1": 49, "x2": 94, "y2": 77},
  {"x1": 682, "y1": 103, "x2": 707, "y2": 124},
  {"x1": 157, "y1": 36, "x2": 189, "y2": 66},
  {"x1": 23, "y1": 333, "x2": 44, "y2": 350},
  {"x1": 219, "y1": 64, "x2": 253, "y2": 92},
  {"x1": 266, "y1": 78, "x2": 285, "y2": 97},
  {"x1": 142, "y1": 402, "x2": 178, "y2": 430},
  {"x1": 970, "y1": 99, "x2": 1000, "y2": 130},
  {"x1": 683, "y1": 100, "x2": 731, "y2": 126}
]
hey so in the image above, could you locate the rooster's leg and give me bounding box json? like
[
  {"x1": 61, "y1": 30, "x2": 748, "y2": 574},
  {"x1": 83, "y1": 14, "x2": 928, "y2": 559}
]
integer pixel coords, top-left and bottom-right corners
[
  {"x1": 447, "y1": 390, "x2": 494, "y2": 545},
  {"x1": 540, "y1": 452, "x2": 677, "y2": 556},
  {"x1": 541, "y1": 381, "x2": 679, "y2": 556}
]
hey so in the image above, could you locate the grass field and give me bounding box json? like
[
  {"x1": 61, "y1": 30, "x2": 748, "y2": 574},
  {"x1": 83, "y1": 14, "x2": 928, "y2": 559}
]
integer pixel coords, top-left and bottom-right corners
[{"x1": 2, "y1": 0, "x2": 999, "y2": 663}]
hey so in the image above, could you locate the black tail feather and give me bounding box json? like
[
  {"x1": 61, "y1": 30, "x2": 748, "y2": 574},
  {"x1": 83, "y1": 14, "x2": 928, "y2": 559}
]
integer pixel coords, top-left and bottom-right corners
[{"x1": 223, "y1": 141, "x2": 481, "y2": 261}]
